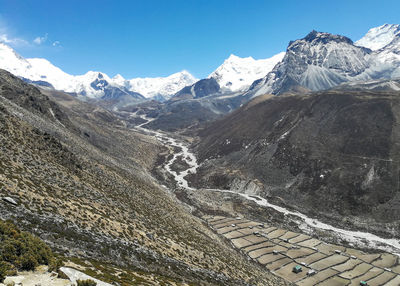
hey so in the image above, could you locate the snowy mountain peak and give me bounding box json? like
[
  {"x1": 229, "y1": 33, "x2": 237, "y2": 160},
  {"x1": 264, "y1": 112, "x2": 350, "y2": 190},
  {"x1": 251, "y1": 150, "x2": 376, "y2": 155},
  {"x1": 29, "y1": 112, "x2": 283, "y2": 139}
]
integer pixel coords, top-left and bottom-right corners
[
  {"x1": 355, "y1": 24, "x2": 400, "y2": 51},
  {"x1": 171, "y1": 70, "x2": 197, "y2": 82},
  {"x1": 80, "y1": 71, "x2": 110, "y2": 81},
  {"x1": 0, "y1": 42, "x2": 197, "y2": 100},
  {"x1": 113, "y1": 74, "x2": 125, "y2": 80},
  {"x1": 226, "y1": 54, "x2": 247, "y2": 61},
  {"x1": 126, "y1": 70, "x2": 197, "y2": 98},
  {"x1": 209, "y1": 52, "x2": 285, "y2": 92},
  {"x1": 112, "y1": 74, "x2": 126, "y2": 86},
  {"x1": 178, "y1": 69, "x2": 192, "y2": 76},
  {"x1": 112, "y1": 74, "x2": 126, "y2": 83}
]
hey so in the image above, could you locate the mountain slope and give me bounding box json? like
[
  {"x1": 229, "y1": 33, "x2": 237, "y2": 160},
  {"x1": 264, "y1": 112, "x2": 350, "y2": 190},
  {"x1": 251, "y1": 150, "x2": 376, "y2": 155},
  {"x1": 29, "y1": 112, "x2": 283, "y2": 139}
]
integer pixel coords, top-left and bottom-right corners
[
  {"x1": 334, "y1": 78, "x2": 400, "y2": 92},
  {"x1": 194, "y1": 85, "x2": 400, "y2": 237},
  {"x1": 372, "y1": 36, "x2": 400, "y2": 79},
  {"x1": 355, "y1": 23, "x2": 400, "y2": 51},
  {"x1": 0, "y1": 69, "x2": 285, "y2": 285},
  {"x1": 355, "y1": 24, "x2": 400, "y2": 80},
  {"x1": 0, "y1": 69, "x2": 75, "y2": 131},
  {"x1": 172, "y1": 78, "x2": 221, "y2": 100}
]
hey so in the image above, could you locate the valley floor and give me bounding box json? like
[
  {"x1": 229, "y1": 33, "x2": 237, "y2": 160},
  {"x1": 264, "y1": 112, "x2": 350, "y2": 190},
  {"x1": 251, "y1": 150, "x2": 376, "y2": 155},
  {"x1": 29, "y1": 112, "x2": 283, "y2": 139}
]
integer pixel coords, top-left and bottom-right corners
[{"x1": 136, "y1": 116, "x2": 400, "y2": 285}]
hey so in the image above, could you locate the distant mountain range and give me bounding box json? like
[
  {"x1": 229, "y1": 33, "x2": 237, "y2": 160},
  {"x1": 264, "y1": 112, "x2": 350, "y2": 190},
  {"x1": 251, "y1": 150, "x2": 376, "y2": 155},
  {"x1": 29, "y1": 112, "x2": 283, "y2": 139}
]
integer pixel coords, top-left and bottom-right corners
[
  {"x1": 0, "y1": 42, "x2": 284, "y2": 101},
  {"x1": 0, "y1": 42, "x2": 198, "y2": 100},
  {"x1": 1, "y1": 24, "x2": 400, "y2": 106}
]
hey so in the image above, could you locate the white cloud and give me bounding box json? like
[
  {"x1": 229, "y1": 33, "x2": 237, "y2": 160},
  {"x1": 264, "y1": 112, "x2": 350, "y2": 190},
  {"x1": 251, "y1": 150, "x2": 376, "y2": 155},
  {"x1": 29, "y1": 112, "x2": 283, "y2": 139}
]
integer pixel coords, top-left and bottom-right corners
[
  {"x1": 33, "y1": 33, "x2": 48, "y2": 45},
  {"x1": 0, "y1": 33, "x2": 29, "y2": 46},
  {"x1": 0, "y1": 22, "x2": 56, "y2": 49},
  {"x1": 0, "y1": 20, "x2": 30, "y2": 47}
]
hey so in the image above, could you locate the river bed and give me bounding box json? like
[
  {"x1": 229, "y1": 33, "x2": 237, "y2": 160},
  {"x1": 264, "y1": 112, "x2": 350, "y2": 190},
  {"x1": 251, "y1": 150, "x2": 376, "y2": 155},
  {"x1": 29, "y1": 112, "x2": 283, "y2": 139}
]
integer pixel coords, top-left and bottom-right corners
[{"x1": 136, "y1": 118, "x2": 400, "y2": 255}]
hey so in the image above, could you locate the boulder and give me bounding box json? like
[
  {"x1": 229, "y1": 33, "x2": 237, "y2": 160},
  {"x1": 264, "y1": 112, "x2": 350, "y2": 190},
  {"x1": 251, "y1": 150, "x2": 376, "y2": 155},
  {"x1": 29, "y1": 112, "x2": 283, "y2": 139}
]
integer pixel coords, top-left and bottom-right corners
[{"x1": 2, "y1": 197, "x2": 18, "y2": 206}]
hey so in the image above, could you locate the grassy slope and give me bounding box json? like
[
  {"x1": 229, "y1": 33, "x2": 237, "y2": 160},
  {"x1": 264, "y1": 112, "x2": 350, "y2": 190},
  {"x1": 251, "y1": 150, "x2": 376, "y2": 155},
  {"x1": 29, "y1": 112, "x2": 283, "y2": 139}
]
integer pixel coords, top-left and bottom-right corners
[{"x1": 0, "y1": 70, "x2": 286, "y2": 286}]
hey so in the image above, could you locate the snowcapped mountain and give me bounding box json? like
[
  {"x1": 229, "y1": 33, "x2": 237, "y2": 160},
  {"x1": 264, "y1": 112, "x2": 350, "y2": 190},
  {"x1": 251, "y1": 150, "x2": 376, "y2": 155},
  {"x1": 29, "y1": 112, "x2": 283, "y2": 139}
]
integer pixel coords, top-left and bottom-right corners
[
  {"x1": 0, "y1": 42, "x2": 197, "y2": 100},
  {"x1": 125, "y1": 71, "x2": 197, "y2": 99},
  {"x1": 248, "y1": 25, "x2": 400, "y2": 97},
  {"x1": 2, "y1": 23, "x2": 400, "y2": 104},
  {"x1": 208, "y1": 52, "x2": 285, "y2": 92},
  {"x1": 0, "y1": 43, "x2": 73, "y2": 89},
  {"x1": 364, "y1": 40, "x2": 400, "y2": 79},
  {"x1": 355, "y1": 24, "x2": 400, "y2": 51},
  {"x1": 250, "y1": 31, "x2": 372, "y2": 96},
  {"x1": 356, "y1": 25, "x2": 400, "y2": 79}
]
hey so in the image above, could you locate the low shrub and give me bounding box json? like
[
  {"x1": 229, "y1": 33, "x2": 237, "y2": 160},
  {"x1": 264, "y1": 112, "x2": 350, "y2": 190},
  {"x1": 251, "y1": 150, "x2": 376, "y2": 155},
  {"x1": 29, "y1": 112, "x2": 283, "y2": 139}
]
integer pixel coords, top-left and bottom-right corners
[
  {"x1": 16, "y1": 252, "x2": 37, "y2": 271},
  {"x1": 0, "y1": 220, "x2": 54, "y2": 282},
  {"x1": 76, "y1": 279, "x2": 97, "y2": 286},
  {"x1": 48, "y1": 257, "x2": 64, "y2": 272},
  {"x1": 0, "y1": 261, "x2": 10, "y2": 283}
]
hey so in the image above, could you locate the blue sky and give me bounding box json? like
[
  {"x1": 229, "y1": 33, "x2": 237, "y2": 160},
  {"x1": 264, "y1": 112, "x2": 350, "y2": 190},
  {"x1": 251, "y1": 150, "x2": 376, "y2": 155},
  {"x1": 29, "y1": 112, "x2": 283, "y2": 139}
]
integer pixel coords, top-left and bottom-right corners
[{"x1": 0, "y1": 0, "x2": 399, "y2": 79}]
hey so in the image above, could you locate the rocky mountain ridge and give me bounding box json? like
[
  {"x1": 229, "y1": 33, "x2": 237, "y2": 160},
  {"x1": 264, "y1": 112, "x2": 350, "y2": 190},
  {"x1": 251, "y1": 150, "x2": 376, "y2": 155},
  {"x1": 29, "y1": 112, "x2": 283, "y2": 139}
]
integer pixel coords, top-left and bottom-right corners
[{"x1": 248, "y1": 24, "x2": 400, "y2": 97}]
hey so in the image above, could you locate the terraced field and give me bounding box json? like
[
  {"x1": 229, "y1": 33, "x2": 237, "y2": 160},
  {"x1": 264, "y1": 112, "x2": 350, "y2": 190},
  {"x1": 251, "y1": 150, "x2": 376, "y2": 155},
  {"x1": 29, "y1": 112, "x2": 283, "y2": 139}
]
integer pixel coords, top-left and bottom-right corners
[{"x1": 204, "y1": 216, "x2": 400, "y2": 286}]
